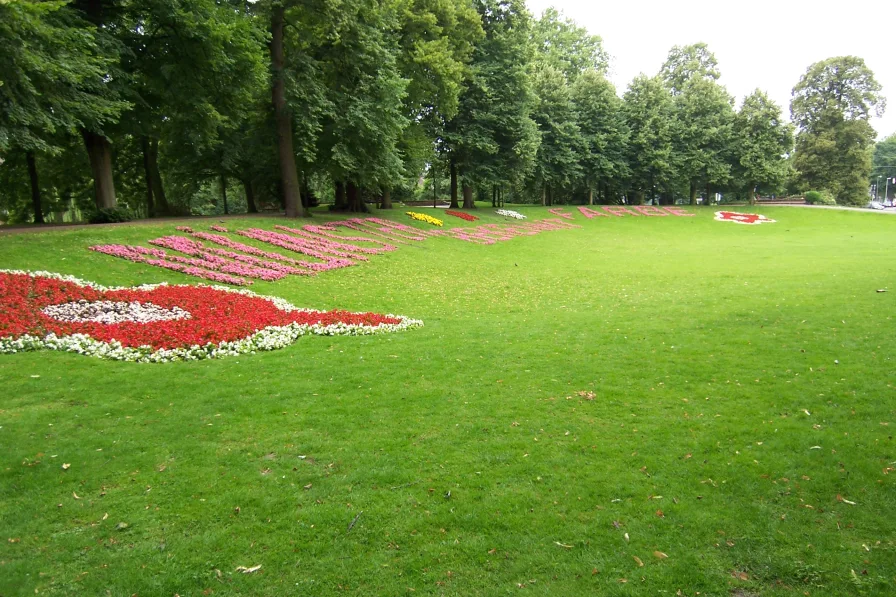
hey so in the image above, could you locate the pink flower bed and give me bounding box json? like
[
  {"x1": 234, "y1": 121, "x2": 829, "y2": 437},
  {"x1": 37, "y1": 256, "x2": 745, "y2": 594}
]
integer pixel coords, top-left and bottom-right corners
[
  {"x1": 91, "y1": 217, "x2": 587, "y2": 285},
  {"x1": 577, "y1": 205, "x2": 694, "y2": 218}
]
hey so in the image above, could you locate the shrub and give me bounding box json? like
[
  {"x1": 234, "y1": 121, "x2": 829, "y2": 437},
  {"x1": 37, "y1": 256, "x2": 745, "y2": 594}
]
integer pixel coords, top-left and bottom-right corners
[
  {"x1": 88, "y1": 207, "x2": 132, "y2": 224},
  {"x1": 804, "y1": 190, "x2": 836, "y2": 205}
]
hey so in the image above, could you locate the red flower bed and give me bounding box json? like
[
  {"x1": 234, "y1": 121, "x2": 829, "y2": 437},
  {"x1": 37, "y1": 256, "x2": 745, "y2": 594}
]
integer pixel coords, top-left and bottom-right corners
[
  {"x1": 0, "y1": 271, "x2": 403, "y2": 351},
  {"x1": 445, "y1": 210, "x2": 478, "y2": 222}
]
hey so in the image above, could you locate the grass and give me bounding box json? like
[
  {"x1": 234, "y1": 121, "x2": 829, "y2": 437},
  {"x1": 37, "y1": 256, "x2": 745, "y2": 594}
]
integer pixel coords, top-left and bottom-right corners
[{"x1": 1, "y1": 205, "x2": 895, "y2": 595}]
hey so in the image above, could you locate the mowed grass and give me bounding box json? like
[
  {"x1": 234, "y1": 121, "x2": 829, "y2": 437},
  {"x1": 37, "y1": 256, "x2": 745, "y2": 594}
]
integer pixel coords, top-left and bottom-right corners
[{"x1": 1, "y1": 206, "x2": 895, "y2": 596}]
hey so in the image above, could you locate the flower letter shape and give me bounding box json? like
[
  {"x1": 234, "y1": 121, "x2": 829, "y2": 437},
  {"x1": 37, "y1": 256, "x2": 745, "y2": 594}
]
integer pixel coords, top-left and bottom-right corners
[
  {"x1": 0, "y1": 270, "x2": 422, "y2": 362},
  {"x1": 714, "y1": 211, "x2": 776, "y2": 225}
]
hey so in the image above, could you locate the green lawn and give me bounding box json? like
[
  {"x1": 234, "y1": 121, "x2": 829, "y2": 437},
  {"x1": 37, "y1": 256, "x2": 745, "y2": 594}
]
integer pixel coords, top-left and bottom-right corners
[{"x1": 1, "y1": 205, "x2": 895, "y2": 596}]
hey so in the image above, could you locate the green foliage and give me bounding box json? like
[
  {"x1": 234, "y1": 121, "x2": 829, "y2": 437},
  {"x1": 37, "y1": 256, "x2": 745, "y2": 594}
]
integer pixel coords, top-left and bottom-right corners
[
  {"x1": 672, "y1": 76, "x2": 736, "y2": 201},
  {"x1": 660, "y1": 42, "x2": 720, "y2": 95},
  {"x1": 0, "y1": 0, "x2": 128, "y2": 154},
  {"x1": 87, "y1": 206, "x2": 133, "y2": 223},
  {"x1": 622, "y1": 75, "x2": 675, "y2": 200},
  {"x1": 529, "y1": 64, "x2": 584, "y2": 198},
  {"x1": 872, "y1": 134, "x2": 896, "y2": 199},
  {"x1": 734, "y1": 90, "x2": 793, "y2": 195},
  {"x1": 446, "y1": 0, "x2": 539, "y2": 188},
  {"x1": 791, "y1": 56, "x2": 884, "y2": 205},
  {"x1": 531, "y1": 7, "x2": 608, "y2": 80},
  {"x1": 803, "y1": 189, "x2": 835, "y2": 205},
  {"x1": 571, "y1": 70, "x2": 630, "y2": 197}
]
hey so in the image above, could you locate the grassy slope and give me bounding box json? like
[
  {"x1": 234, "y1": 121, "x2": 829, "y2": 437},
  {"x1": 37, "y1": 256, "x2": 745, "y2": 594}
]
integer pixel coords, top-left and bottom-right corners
[{"x1": 1, "y1": 206, "x2": 895, "y2": 596}]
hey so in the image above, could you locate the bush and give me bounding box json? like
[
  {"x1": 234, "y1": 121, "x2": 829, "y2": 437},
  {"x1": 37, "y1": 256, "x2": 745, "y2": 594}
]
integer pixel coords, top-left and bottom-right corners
[
  {"x1": 804, "y1": 190, "x2": 836, "y2": 205},
  {"x1": 88, "y1": 207, "x2": 132, "y2": 224}
]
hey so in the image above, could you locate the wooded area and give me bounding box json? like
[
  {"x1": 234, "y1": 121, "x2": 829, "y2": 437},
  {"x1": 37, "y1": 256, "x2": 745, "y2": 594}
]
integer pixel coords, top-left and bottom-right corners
[{"x1": 0, "y1": 0, "x2": 886, "y2": 223}]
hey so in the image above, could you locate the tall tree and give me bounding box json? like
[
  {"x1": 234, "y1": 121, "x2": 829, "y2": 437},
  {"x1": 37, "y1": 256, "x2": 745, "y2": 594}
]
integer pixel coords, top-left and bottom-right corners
[
  {"x1": 0, "y1": 0, "x2": 127, "y2": 216},
  {"x1": 660, "y1": 42, "x2": 720, "y2": 95},
  {"x1": 445, "y1": 0, "x2": 539, "y2": 207},
  {"x1": 529, "y1": 63, "x2": 584, "y2": 204},
  {"x1": 673, "y1": 77, "x2": 735, "y2": 204},
  {"x1": 571, "y1": 69, "x2": 629, "y2": 204},
  {"x1": 733, "y1": 90, "x2": 793, "y2": 203},
  {"x1": 791, "y1": 56, "x2": 885, "y2": 204},
  {"x1": 622, "y1": 75, "x2": 674, "y2": 204},
  {"x1": 531, "y1": 7, "x2": 608, "y2": 81}
]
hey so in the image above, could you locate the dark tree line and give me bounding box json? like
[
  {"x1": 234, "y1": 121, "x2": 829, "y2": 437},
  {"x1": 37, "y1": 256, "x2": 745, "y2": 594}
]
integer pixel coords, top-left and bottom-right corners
[{"x1": 1, "y1": 1, "x2": 885, "y2": 224}]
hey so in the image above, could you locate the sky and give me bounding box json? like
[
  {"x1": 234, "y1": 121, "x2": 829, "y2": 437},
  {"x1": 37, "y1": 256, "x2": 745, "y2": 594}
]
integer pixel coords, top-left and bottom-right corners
[{"x1": 525, "y1": 0, "x2": 895, "y2": 139}]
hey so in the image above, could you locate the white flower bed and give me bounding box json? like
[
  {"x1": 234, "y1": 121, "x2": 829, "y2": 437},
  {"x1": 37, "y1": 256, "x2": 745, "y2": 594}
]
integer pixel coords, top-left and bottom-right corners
[{"x1": 495, "y1": 209, "x2": 526, "y2": 220}]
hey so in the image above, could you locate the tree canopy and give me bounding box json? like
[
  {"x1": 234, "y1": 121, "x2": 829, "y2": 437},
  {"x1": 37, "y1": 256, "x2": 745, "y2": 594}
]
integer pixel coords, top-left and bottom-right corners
[{"x1": 0, "y1": 5, "x2": 888, "y2": 222}]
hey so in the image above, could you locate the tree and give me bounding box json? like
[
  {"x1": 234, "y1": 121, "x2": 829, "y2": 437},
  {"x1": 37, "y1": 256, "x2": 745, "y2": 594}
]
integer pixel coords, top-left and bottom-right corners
[
  {"x1": 791, "y1": 56, "x2": 885, "y2": 204},
  {"x1": 571, "y1": 69, "x2": 629, "y2": 204},
  {"x1": 445, "y1": 0, "x2": 539, "y2": 208},
  {"x1": 660, "y1": 42, "x2": 719, "y2": 95},
  {"x1": 529, "y1": 64, "x2": 584, "y2": 205},
  {"x1": 622, "y1": 75, "x2": 674, "y2": 204},
  {"x1": 531, "y1": 7, "x2": 608, "y2": 81},
  {"x1": 0, "y1": 0, "x2": 127, "y2": 218},
  {"x1": 734, "y1": 90, "x2": 793, "y2": 203},
  {"x1": 872, "y1": 135, "x2": 896, "y2": 201},
  {"x1": 673, "y1": 77, "x2": 735, "y2": 205}
]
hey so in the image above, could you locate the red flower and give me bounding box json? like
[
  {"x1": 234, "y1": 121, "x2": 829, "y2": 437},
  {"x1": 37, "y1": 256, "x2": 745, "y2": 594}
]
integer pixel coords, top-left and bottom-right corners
[{"x1": 0, "y1": 272, "x2": 404, "y2": 351}]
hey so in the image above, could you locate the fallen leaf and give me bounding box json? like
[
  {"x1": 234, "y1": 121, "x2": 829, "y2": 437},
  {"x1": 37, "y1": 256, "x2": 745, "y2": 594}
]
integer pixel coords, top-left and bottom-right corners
[
  {"x1": 836, "y1": 494, "x2": 857, "y2": 505},
  {"x1": 624, "y1": 533, "x2": 629, "y2": 542},
  {"x1": 62, "y1": 463, "x2": 71, "y2": 470},
  {"x1": 731, "y1": 570, "x2": 749, "y2": 581},
  {"x1": 115, "y1": 522, "x2": 129, "y2": 531},
  {"x1": 555, "y1": 541, "x2": 573, "y2": 549},
  {"x1": 655, "y1": 509, "x2": 664, "y2": 518},
  {"x1": 633, "y1": 556, "x2": 644, "y2": 567},
  {"x1": 653, "y1": 551, "x2": 668, "y2": 559},
  {"x1": 236, "y1": 565, "x2": 262, "y2": 574},
  {"x1": 303, "y1": 483, "x2": 312, "y2": 490},
  {"x1": 72, "y1": 492, "x2": 80, "y2": 500},
  {"x1": 102, "y1": 513, "x2": 108, "y2": 521}
]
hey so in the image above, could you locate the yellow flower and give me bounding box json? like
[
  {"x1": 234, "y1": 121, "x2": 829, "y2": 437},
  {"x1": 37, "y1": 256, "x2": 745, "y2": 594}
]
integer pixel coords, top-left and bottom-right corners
[{"x1": 405, "y1": 211, "x2": 443, "y2": 227}]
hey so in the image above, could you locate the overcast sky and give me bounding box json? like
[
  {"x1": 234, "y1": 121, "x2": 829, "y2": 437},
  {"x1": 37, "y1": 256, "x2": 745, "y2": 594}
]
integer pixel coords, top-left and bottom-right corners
[{"x1": 525, "y1": 0, "x2": 895, "y2": 139}]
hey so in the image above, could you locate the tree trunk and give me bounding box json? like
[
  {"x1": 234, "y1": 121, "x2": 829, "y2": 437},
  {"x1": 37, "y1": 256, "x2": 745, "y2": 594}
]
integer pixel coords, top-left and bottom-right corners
[
  {"x1": 271, "y1": 4, "x2": 304, "y2": 218},
  {"x1": 689, "y1": 181, "x2": 697, "y2": 205},
  {"x1": 148, "y1": 139, "x2": 170, "y2": 215},
  {"x1": 705, "y1": 182, "x2": 712, "y2": 206},
  {"x1": 634, "y1": 190, "x2": 645, "y2": 205},
  {"x1": 141, "y1": 137, "x2": 155, "y2": 217},
  {"x1": 220, "y1": 174, "x2": 229, "y2": 214},
  {"x1": 381, "y1": 188, "x2": 392, "y2": 209},
  {"x1": 492, "y1": 185, "x2": 497, "y2": 207},
  {"x1": 588, "y1": 188, "x2": 594, "y2": 205},
  {"x1": 347, "y1": 181, "x2": 366, "y2": 212},
  {"x1": 244, "y1": 178, "x2": 258, "y2": 213},
  {"x1": 462, "y1": 184, "x2": 474, "y2": 209},
  {"x1": 334, "y1": 180, "x2": 347, "y2": 210},
  {"x1": 26, "y1": 151, "x2": 44, "y2": 224},
  {"x1": 749, "y1": 183, "x2": 756, "y2": 205},
  {"x1": 81, "y1": 129, "x2": 116, "y2": 209},
  {"x1": 449, "y1": 160, "x2": 459, "y2": 209}
]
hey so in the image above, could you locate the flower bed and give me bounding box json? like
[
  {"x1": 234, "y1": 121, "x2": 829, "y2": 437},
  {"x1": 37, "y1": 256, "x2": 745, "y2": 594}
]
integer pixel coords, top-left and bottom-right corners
[
  {"x1": 406, "y1": 211, "x2": 444, "y2": 227},
  {"x1": 0, "y1": 270, "x2": 423, "y2": 362},
  {"x1": 496, "y1": 209, "x2": 526, "y2": 220},
  {"x1": 714, "y1": 211, "x2": 776, "y2": 225},
  {"x1": 445, "y1": 210, "x2": 478, "y2": 222}
]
